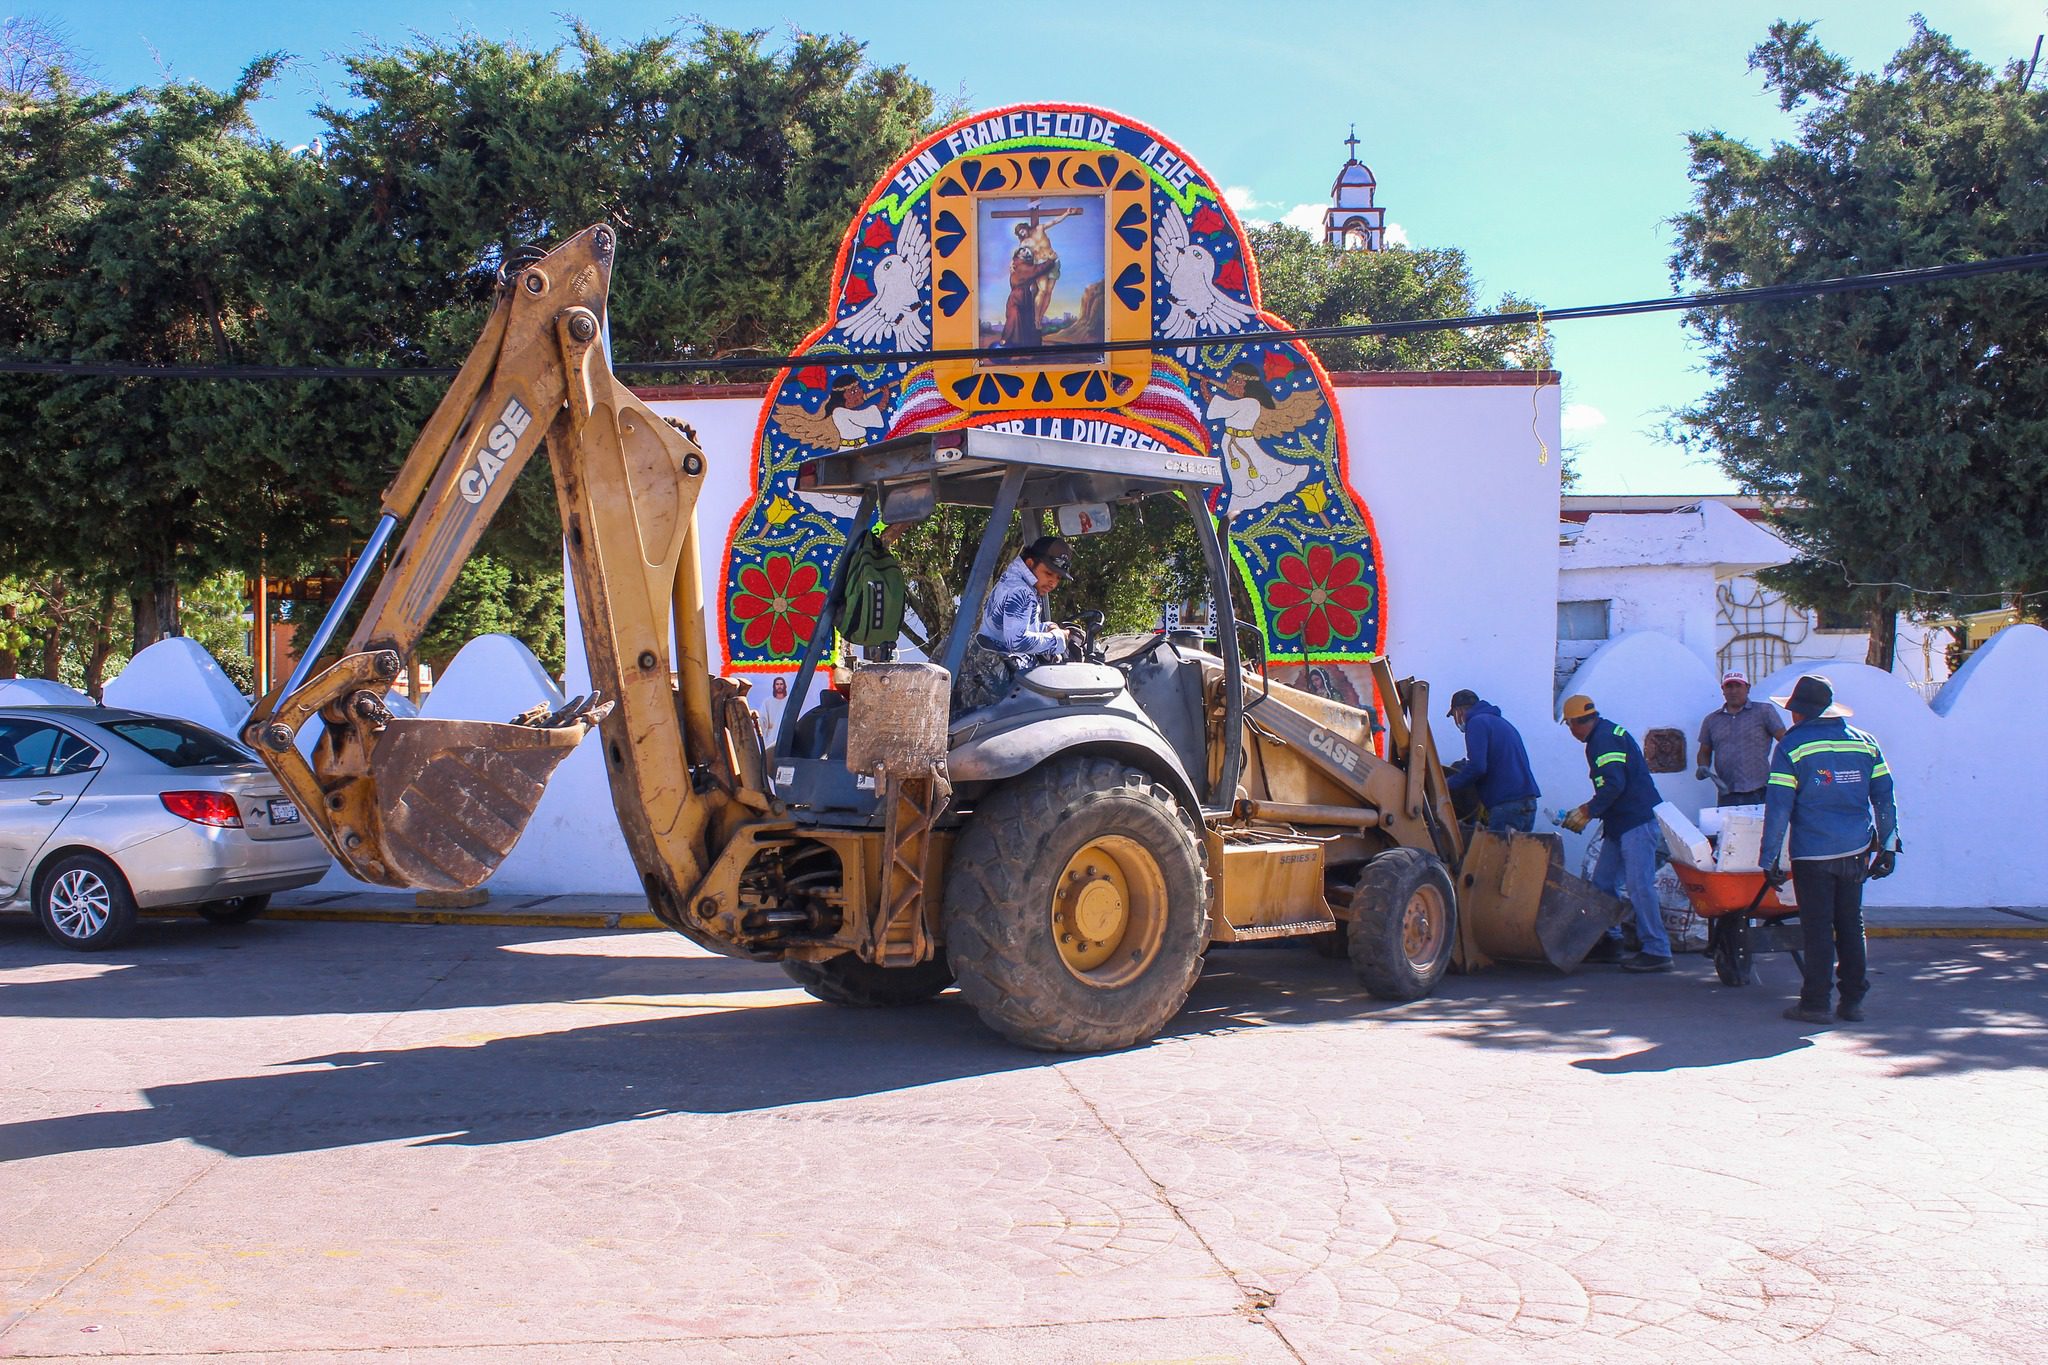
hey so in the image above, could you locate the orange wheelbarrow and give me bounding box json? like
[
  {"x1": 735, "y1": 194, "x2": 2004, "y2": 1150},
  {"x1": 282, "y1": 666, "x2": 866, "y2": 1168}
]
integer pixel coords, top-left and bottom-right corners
[{"x1": 1671, "y1": 866, "x2": 1804, "y2": 987}]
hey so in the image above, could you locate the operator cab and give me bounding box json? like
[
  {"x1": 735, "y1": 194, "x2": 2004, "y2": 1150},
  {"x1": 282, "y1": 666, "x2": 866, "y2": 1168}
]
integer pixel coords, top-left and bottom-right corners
[{"x1": 771, "y1": 427, "x2": 1246, "y2": 822}]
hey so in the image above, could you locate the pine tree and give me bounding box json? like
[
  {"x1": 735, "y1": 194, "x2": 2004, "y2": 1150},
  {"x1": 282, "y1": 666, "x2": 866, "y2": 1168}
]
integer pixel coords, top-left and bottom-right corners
[{"x1": 1672, "y1": 20, "x2": 2048, "y2": 664}]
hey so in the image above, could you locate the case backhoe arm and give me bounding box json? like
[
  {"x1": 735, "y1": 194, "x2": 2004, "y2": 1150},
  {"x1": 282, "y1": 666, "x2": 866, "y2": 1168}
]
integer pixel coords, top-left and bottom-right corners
[{"x1": 245, "y1": 225, "x2": 756, "y2": 928}]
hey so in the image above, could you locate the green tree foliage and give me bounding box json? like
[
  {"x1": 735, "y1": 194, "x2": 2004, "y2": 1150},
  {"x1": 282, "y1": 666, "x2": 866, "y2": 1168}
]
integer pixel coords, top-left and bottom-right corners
[
  {"x1": 313, "y1": 23, "x2": 935, "y2": 572},
  {"x1": 1247, "y1": 224, "x2": 1550, "y2": 372},
  {"x1": 0, "y1": 60, "x2": 353, "y2": 649},
  {"x1": 1672, "y1": 20, "x2": 2048, "y2": 665},
  {"x1": 0, "y1": 22, "x2": 933, "y2": 677},
  {"x1": 181, "y1": 570, "x2": 255, "y2": 693}
]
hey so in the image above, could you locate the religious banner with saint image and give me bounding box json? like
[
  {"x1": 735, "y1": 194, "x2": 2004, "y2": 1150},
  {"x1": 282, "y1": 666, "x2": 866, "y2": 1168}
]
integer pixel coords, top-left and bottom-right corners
[{"x1": 721, "y1": 103, "x2": 1387, "y2": 689}]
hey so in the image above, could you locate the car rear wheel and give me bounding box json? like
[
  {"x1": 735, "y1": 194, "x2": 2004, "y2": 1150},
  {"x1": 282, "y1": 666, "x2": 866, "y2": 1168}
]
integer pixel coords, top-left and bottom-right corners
[
  {"x1": 197, "y1": 894, "x2": 271, "y2": 925},
  {"x1": 34, "y1": 852, "x2": 138, "y2": 952}
]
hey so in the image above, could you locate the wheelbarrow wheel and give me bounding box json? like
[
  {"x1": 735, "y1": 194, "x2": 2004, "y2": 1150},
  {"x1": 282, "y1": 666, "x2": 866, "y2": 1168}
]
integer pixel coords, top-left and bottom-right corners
[{"x1": 1711, "y1": 914, "x2": 1754, "y2": 987}]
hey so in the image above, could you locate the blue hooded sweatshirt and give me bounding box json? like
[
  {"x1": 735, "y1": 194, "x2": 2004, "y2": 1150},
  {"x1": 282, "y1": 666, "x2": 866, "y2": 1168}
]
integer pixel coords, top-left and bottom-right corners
[{"x1": 1446, "y1": 700, "x2": 1540, "y2": 809}]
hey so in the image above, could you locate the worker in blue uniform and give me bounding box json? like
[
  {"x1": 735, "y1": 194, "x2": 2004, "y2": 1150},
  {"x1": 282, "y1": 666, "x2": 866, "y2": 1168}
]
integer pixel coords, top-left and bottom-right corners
[{"x1": 1761, "y1": 674, "x2": 1900, "y2": 1026}]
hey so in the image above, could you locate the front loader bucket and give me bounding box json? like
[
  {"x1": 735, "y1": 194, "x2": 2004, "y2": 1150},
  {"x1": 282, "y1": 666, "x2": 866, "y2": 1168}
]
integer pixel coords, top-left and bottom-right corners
[
  {"x1": 1453, "y1": 830, "x2": 1631, "y2": 972},
  {"x1": 359, "y1": 717, "x2": 590, "y2": 891}
]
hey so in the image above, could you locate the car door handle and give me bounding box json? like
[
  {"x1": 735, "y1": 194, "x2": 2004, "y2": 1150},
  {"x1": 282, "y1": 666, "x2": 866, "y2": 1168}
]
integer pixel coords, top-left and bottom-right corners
[{"x1": 30, "y1": 791, "x2": 65, "y2": 805}]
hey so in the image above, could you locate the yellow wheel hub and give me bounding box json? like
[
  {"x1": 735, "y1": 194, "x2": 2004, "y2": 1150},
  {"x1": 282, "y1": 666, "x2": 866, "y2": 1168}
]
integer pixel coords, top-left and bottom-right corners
[
  {"x1": 1401, "y1": 883, "x2": 1449, "y2": 969},
  {"x1": 1052, "y1": 835, "x2": 1168, "y2": 986}
]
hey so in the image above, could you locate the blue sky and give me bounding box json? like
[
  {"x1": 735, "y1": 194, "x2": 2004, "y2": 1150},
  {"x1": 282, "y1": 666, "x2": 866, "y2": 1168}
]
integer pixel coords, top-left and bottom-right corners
[{"x1": 46, "y1": 0, "x2": 2044, "y2": 494}]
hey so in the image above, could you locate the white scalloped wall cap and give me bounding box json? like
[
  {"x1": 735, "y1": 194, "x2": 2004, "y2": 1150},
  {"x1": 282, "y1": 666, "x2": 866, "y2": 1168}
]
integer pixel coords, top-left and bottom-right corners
[
  {"x1": 103, "y1": 636, "x2": 251, "y2": 735},
  {"x1": 418, "y1": 633, "x2": 565, "y2": 723}
]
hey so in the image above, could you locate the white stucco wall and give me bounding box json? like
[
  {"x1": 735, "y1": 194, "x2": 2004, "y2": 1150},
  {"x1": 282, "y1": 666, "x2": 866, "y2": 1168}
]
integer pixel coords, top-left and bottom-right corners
[{"x1": 1336, "y1": 378, "x2": 1562, "y2": 756}]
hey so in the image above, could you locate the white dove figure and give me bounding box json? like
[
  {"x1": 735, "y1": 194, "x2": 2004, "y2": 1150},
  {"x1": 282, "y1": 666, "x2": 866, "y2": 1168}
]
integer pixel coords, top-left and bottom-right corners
[
  {"x1": 840, "y1": 209, "x2": 930, "y2": 350},
  {"x1": 1156, "y1": 208, "x2": 1253, "y2": 341}
]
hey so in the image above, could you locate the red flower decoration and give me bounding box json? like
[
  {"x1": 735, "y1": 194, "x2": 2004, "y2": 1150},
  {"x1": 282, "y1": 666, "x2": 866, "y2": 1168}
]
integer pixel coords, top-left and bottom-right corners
[
  {"x1": 731, "y1": 555, "x2": 828, "y2": 658},
  {"x1": 1212, "y1": 258, "x2": 1245, "y2": 292},
  {"x1": 1190, "y1": 204, "x2": 1226, "y2": 235},
  {"x1": 1264, "y1": 544, "x2": 1371, "y2": 650},
  {"x1": 844, "y1": 275, "x2": 874, "y2": 306},
  {"x1": 862, "y1": 217, "x2": 895, "y2": 249},
  {"x1": 1261, "y1": 350, "x2": 1294, "y2": 382},
  {"x1": 797, "y1": 364, "x2": 830, "y2": 391}
]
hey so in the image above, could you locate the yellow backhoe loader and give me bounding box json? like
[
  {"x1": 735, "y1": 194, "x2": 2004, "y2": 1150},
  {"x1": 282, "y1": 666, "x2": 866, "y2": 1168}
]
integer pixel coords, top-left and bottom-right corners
[{"x1": 246, "y1": 224, "x2": 1625, "y2": 1052}]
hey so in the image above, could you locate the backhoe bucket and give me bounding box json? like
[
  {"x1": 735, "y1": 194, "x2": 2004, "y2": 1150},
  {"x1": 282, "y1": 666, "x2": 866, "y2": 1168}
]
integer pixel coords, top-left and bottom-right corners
[
  {"x1": 250, "y1": 671, "x2": 609, "y2": 893},
  {"x1": 357, "y1": 717, "x2": 591, "y2": 891},
  {"x1": 1453, "y1": 830, "x2": 1631, "y2": 972}
]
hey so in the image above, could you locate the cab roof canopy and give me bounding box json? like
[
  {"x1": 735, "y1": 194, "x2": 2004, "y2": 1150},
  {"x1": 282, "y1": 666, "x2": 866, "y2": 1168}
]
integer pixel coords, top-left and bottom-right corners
[{"x1": 797, "y1": 428, "x2": 1222, "y2": 521}]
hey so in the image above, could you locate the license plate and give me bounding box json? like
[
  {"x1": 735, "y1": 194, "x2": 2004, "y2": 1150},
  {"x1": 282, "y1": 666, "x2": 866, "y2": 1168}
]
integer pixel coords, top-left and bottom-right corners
[{"x1": 267, "y1": 798, "x2": 301, "y2": 826}]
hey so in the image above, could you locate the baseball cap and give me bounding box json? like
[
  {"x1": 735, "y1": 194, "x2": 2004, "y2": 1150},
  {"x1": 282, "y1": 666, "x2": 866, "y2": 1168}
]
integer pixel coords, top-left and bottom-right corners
[
  {"x1": 1560, "y1": 694, "x2": 1597, "y2": 723},
  {"x1": 1445, "y1": 688, "x2": 1480, "y2": 717},
  {"x1": 1721, "y1": 669, "x2": 1749, "y2": 686}
]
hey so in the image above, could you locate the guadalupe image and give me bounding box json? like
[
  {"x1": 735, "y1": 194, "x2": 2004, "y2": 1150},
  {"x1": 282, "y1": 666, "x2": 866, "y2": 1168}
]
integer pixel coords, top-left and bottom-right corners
[{"x1": 976, "y1": 193, "x2": 1108, "y2": 361}]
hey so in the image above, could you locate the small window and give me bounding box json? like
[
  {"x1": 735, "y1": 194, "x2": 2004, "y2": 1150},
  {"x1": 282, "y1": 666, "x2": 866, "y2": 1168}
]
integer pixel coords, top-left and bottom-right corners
[
  {"x1": 1815, "y1": 605, "x2": 1863, "y2": 634},
  {"x1": 102, "y1": 717, "x2": 251, "y2": 769},
  {"x1": 1558, "y1": 600, "x2": 1611, "y2": 641}
]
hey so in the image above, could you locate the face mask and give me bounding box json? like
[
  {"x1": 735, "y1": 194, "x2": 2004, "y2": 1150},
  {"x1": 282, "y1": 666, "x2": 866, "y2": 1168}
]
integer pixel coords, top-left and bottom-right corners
[{"x1": 1454, "y1": 715, "x2": 1466, "y2": 732}]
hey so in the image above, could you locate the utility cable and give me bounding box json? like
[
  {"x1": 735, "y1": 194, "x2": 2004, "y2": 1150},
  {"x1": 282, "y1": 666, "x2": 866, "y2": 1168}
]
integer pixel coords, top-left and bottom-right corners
[{"x1": 1, "y1": 251, "x2": 2043, "y2": 382}]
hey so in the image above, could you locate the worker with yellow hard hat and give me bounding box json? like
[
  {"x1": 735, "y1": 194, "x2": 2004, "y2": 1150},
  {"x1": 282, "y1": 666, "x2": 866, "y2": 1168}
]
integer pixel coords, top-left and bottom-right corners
[{"x1": 1561, "y1": 694, "x2": 1672, "y2": 972}]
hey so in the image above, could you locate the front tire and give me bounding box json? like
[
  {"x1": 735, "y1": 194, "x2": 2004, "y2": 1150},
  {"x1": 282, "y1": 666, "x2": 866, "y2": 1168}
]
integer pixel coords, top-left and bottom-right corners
[
  {"x1": 1347, "y1": 847, "x2": 1457, "y2": 1000},
  {"x1": 781, "y1": 953, "x2": 954, "y2": 1006},
  {"x1": 944, "y1": 758, "x2": 1208, "y2": 1052},
  {"x1": 197, "y1": 894, "x2": 270, "y2": 925},
  {"x1": 34, "y1": 852, "x2": 138, "y2": 952}
]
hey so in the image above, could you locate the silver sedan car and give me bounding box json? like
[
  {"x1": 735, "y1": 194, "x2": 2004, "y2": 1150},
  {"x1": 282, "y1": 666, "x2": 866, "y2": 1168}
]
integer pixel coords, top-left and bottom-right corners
[{"x1": 0, "y1": 706, "x2": 332, "y2": 950}]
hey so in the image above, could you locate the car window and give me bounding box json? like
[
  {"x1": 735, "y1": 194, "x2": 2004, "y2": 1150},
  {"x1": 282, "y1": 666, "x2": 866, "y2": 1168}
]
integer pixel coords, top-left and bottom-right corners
[
  {"x1": 0, "y1": 719, "x2": 69, "y2": 779},
  {"x1": 101, "y1": 717, "x2": 252, "y2": 769},
  {"x1": 49, "y1": 729, "x2": 104, "y2": 775}
]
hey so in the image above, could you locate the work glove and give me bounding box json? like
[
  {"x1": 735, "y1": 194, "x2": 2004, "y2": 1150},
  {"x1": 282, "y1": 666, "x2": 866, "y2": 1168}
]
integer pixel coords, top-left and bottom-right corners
[
  {"x1": 1762, "y1": 862, "x2": 1789, "y2": 889},
  {"x1": 1868, "y1": 849, "x2": 1897, "y2": 880},
  {"x1": 1561, "y1": 805, "x2": 1592, "y2": 834},
  {"x1": 1694, "y1": 765, "x2": 1710, "y2": 781}
]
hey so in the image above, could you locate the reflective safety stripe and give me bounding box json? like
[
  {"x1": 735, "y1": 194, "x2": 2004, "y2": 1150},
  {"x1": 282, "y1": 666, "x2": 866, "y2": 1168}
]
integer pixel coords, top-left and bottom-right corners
[
  {"x1": 1872, "y1": 762, "x2": 1890, "y2": 778},
  {"x1": 1595, "y1": 751, "x2": 1628, "y2": 766},
  {"x1": 1594, "y1": 775, "x2": 1609, "y2": 788},
  {"x1": 1788, "y1": 739, "x2": 1878, "y2": 763},
  {"x1": 1768, "y1": 773, "x2": 1798, "y2": 788}
]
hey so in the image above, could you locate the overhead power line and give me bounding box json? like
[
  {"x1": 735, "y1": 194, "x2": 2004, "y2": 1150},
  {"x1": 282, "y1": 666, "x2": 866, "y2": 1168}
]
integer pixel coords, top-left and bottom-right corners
[{"x1": 1, "y1": 251, "x2": 2044, "y2": 382}]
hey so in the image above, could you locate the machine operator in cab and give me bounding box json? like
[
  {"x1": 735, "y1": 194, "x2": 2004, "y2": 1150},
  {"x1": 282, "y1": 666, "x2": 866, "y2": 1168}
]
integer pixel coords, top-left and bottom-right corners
[{"x1": 956, "y1": 536, "x2": 1082, "y2": 710}]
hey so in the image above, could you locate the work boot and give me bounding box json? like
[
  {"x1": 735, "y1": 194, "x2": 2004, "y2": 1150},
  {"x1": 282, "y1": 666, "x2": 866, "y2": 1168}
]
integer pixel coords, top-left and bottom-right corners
[
  {"x1": 1582, "y1": 938, "x2": 1625, "y2": 965},
  {"x1": 1620, "y1": 953, "x2": 1673, "y2": 973},
  {"x1": 1783, "y1": 1004, "x2": 1833, "y2": 1025},
  {"x1": 1836, "y1": 1001, "x2": 1866, "y2": 1022}
]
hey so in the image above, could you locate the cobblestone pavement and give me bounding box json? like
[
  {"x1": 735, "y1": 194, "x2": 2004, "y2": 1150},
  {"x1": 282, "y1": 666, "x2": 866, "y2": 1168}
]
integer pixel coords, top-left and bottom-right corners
[{"x1": 2, "y1": 918, "x2": 2043, "y2": 1363}]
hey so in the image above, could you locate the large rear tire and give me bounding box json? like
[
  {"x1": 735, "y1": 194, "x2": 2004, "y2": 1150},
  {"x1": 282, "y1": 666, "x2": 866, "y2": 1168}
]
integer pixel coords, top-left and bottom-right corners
[
  {"x1": 1347, "y1": 847, "x2": 1457, "y2": 1001},
  {"x1": 944, "y1": 757, "x2": 1208, "y2": 1052},
  {"x1": 781, "y1": 953, "x2": 954, "y2": 1006}
]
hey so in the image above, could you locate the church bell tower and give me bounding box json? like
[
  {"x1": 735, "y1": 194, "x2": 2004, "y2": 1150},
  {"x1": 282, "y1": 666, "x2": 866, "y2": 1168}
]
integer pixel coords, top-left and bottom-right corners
[{"x1": 1322, "y1": 126, "x2": 1386, "y2": 251}]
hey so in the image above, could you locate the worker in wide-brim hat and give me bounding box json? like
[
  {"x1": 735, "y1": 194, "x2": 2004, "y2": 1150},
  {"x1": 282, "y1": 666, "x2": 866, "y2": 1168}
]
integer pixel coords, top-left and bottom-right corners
[
  {"x1": 1560, "y1": 694, "x2": 1672, "y2": 972},
  {"x1": 1761, "y1": 674, "x2": 1900, "y2": 1028}
]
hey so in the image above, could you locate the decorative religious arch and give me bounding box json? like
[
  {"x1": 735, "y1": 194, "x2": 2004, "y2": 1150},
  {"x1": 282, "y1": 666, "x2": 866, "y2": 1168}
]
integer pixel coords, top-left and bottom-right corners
[{"x1": 720, "y1": 103, "x2": 1386, "y2": 679}]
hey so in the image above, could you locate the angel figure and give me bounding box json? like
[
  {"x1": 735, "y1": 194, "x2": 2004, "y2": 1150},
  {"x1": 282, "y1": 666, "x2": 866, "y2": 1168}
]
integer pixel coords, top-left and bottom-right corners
[
  {"x1": 770, "y1": 376, "x2": 897, "y2": 518},
  {"x1": 1195, "y1": 363, "x2": 1324, "y2": 515}
]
